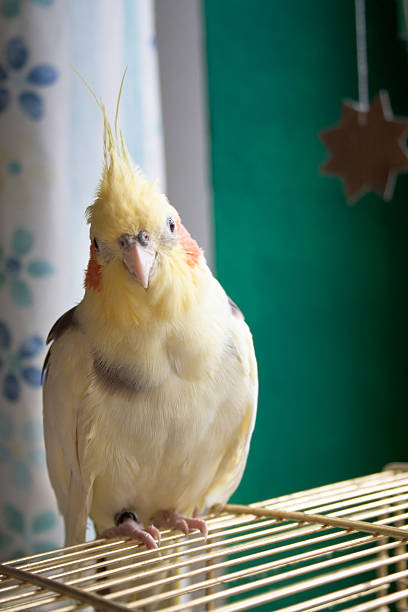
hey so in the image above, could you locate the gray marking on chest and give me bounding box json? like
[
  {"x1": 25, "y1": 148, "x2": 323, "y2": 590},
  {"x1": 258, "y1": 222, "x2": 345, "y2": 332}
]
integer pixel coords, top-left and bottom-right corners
[{"x1": 93, "y1": 353, "x2": 148, "y2": 397}]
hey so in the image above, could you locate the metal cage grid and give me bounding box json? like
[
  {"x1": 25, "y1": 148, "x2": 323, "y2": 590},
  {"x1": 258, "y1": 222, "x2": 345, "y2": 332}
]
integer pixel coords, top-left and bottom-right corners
[{"x1": 1, "y1": 465, "x2": 408, "y2": 611}]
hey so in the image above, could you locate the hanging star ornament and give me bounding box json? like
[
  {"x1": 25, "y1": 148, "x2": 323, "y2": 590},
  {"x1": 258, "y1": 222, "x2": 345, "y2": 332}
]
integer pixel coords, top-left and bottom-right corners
[{"x1": 319, "y1": 90, "x2": 408, "y2": 204}]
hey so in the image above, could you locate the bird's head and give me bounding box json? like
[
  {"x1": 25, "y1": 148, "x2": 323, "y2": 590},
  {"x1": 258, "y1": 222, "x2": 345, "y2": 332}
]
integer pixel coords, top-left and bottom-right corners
[{"x1": 84, "y1": 112, "x2": 203, "y2": 323}]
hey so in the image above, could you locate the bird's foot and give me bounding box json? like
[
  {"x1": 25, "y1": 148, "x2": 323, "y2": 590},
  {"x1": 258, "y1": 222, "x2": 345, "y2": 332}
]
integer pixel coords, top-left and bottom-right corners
[
  {"x1": 101, "y1": 511, "x2": 160, "y2": 549},
  {"x1": 153, "y1": 509, "x2": 208, "y2": 539}
]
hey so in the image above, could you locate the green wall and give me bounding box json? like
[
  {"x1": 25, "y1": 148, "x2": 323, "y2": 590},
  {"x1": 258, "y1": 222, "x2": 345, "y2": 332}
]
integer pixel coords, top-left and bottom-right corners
[{"x1": 204, "y1": 0, "x2": 408, "y2": 504}]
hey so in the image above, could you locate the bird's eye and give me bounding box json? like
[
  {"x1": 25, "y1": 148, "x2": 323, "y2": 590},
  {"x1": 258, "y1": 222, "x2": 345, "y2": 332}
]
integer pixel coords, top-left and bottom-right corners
[
  {"x1": 93, "y1": 237, "x2": 99, "y2": 251},
  {"x1": 168, "y1": 217, "x2": 175, "y2": 233}
]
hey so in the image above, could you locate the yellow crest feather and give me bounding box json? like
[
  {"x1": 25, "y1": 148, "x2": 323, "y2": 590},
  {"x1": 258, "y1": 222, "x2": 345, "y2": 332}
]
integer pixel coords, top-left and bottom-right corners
[
  {"x1": 73, "y1": 69, "x2": 167, "y2": 237},
  {"x1": 73, "y1": 68, "x2": 131, "y2": 170}
]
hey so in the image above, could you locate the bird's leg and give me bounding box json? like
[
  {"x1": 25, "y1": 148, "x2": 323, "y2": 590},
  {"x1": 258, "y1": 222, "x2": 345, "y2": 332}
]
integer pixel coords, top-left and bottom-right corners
[
  {"x1": 100, "y1": 510, "x2": 161, "y2": 549},
  {"x1": 153, "y1": 509, "x2": 208, "y2": 539}
]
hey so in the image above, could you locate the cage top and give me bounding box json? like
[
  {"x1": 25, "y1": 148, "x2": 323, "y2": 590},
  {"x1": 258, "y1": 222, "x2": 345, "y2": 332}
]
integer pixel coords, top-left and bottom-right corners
[{"x1": 1, "y1": 465, "x2": 408, "y2": 612}]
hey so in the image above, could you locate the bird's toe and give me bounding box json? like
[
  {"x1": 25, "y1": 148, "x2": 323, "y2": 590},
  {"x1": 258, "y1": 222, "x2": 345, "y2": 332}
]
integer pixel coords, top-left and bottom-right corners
[
  {"x1": 153, "y1": 510, "x2": 208, "y2": 539},
  {"x1": 101, "y1": 518, "x2": 159, "y2": 549}
]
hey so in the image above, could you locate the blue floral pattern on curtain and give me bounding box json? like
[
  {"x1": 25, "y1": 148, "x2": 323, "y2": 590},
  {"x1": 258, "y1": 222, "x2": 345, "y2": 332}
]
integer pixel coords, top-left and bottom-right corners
[
  {"x1": 0, "y1": 0, "x2": 164, "y2": 560},
  {"x1": 0, "y1": 35, "x2": 59, "y2": 119}
]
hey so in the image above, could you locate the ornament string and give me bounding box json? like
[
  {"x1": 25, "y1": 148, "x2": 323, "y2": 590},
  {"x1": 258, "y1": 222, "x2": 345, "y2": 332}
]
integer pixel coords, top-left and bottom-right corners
[
  {"x1": 320, "y1": 0, "x2": 408, "y2": 203},
  {"x1": 355, "y1": 0, "x2": 369, "y2": 112}
]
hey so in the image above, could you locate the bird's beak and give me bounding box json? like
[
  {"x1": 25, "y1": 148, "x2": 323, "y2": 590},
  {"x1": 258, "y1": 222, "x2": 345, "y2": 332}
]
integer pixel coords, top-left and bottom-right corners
[{"x1": 122, "y1": 241, "x2": 156, "y2": 289}]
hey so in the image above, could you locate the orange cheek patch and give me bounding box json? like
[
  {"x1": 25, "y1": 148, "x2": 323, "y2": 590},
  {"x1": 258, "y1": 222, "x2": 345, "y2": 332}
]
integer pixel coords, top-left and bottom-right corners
[
  {"x1": 85, "y1": 243, "x2": 102, "y2": 291},
  {"x1": 177, "y1": 221, "x2": 201, "y2": 267}
]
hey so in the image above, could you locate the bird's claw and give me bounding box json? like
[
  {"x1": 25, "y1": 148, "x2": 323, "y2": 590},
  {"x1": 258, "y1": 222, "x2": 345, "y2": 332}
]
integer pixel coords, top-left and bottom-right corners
[
  {"x1": 101, "y1": 518, "x2": 159, "y2": 549},
  {"x1": 145, "y1": 523, "x2": 161, "y2": 544},
  {"x1": 154, "y1": 510, "x2": 208, "y2": 539}
]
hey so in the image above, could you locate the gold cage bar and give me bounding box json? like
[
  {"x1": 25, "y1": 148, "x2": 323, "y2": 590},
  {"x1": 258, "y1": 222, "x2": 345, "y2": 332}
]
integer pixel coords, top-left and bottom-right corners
[{"x1": 1, "y1": 465, "x2": 408, "y2": 611}]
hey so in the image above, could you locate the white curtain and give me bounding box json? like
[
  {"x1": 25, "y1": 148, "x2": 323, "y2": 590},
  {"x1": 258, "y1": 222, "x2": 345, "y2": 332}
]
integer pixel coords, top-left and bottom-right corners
[{"x1": 0, "y1": 0, "x2": 164, "y2": 560}]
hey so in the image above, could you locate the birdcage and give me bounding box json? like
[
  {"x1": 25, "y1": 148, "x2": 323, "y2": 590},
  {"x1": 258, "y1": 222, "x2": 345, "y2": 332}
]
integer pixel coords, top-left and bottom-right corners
[{"x1": 1, "y1": 464, "x2": 408, "y2": 611}]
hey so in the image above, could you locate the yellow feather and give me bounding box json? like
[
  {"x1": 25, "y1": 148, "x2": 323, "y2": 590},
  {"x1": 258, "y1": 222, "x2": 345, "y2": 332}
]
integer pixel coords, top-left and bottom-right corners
[
  {"x1": 73, "y1": 69, "x2": 200, "y2": 324},
  {"x1": 73, "y1": 69, "x2": 162, "y2": 236}
]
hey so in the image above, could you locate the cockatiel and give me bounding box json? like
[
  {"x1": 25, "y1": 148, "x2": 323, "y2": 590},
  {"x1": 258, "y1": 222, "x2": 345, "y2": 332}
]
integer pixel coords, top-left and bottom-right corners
[{"x1": 42, "y1": 96, "x2": 258, "y2": 549}]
